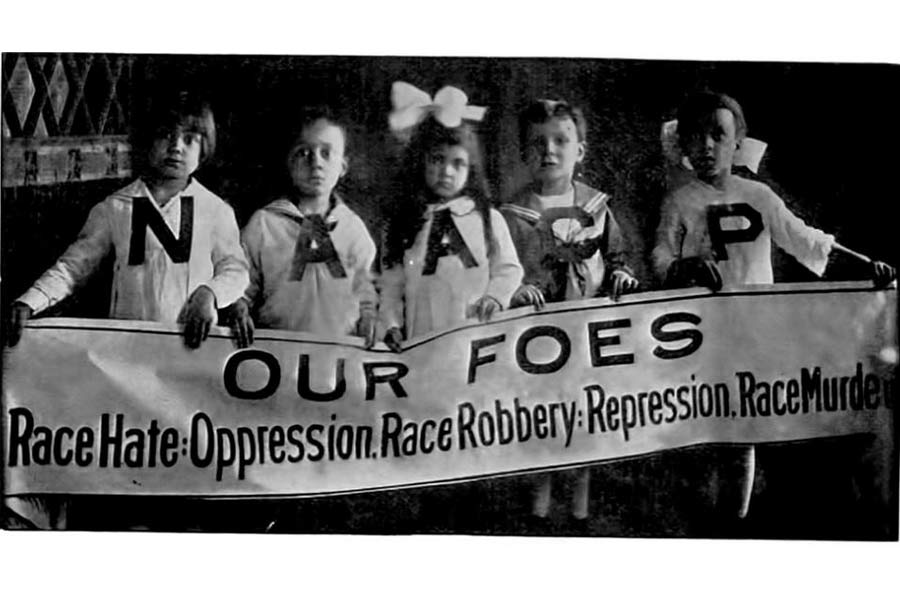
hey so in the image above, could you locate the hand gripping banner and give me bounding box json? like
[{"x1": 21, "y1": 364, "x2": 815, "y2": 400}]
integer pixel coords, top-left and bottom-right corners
[{"x1": 2, "y1": 282, "x2": 896, "y2": 498}]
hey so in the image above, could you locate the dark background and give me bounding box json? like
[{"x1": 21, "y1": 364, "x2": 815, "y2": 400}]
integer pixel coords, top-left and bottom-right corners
[
  {"x1": 4, "y1": 55, "x2": 899, "y2": 308},
  {"x1": 1, "y1": 54, "x2": 897, "y2": 538}
]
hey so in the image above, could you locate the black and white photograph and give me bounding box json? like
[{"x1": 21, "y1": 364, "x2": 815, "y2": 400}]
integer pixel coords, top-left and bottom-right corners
[{"x1": 1, "y1": 3, "x2": 898, "y2": 595}]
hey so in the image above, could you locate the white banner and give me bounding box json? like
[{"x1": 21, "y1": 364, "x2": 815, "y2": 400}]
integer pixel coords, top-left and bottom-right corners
[{"x1": 3, "y1": 282, "x2": 896, "y2": 498}]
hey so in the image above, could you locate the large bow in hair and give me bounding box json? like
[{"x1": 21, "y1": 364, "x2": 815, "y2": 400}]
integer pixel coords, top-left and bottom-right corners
[{"x1": 388, "y1": 81, "x2": 486, "y2": 131}]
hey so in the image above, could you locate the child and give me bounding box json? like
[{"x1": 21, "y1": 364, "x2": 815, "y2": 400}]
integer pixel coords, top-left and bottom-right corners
[
  {"x1": 652, "y1": 90, "x2": 895, "y2": 520},
  {"x1": 227, "y1": 108, "x2": 377, "y2": 533},
  {"x1": 7, "y1": 91, "x2": 249, "y2": 350},
  {"x1": 379, "y1": 84, "x2": 523, "y2": 347},
  {"x1": 503, "y1": 99, "x2": 639, "y2": 309},
  {"x1": 375, "y1": 83, "x2": 523, "y2": 533},
  {"x1": 501, "y1": 99, "x2": 639, "y2": 526},
  {"x1": 229, "y1": 107, "x2": 377, "y2": 348},
  {"x1": 4, "y1": 90, "x2": 249, "y2": 529}
]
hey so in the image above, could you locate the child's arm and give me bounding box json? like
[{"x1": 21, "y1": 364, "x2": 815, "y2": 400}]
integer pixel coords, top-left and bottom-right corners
[
  {"x1": 597, "y1": 208, "x2": 639, "y2": 300},
  {"x1": 764, "y1": 189, "x2": 835, "y2": 279},
  {"x1": 17, "y1": 202, "x2": 114, "y2": 315},
  {"x1": 205, "y1": 203, "x2": 251, "y2": 308},
  {"x1": 222, "y1": 215, "x2": 265, "y2": 349},
  {"x1": 501, "y1": 207, "x2": 552, "y2": 309},
  {"x1": 652, "y1": 194, "x2": 722, "y2": 291},
  {"x1": 183, "y1": 203, "x2": 250, "y2": 349},
  {"x1": 377, "y1": 263, "x2": 406, "y2": 352},
  {"x1": 239, "y1": 213, "x2": 265, "y2": 312},
  {"x1": 651, "y1": 193, "x2": 683, "y2": 281},
  {"x1": 481, "y1": 209, "x2": 524, "y2": 317},
  {"x1": 350, "y1": 220, "x2": 379, "y2": 349},
  {"x1": 6, "y1": 202, "x2": 113, "y2": 347},
  {"x1": 764, "y1": 188, "x2": 894, "y2": 286},
  {"x1": 832, "y1": 243, "x2": 896, "y2": 287}
]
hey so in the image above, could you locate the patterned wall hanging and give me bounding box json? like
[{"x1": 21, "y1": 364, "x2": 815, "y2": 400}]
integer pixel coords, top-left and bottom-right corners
[{"x1": 2, "y1": 53, "x2": 134, "y2": 187}]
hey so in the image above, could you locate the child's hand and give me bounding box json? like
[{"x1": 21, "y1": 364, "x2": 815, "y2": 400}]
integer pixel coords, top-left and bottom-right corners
[
  {"x1": 872, "y1": 261, "x2": 896, "y2": 288},
  {"x1": 510, "y1": 284, "x2": 545, "y2": 309},
  {"x1": 223, "y1": 298, "x2": 254, "y2": 349},
  {"x1": 181, "y1": 285, "x2": 217, "y2": 350},
  {"x1": 471, "y1": 295, "x2": 502, "y2": 322},
  {"x1": 384, "y1": 327, "x2": 404, "y2": 353},
  {"x1": 666, "y1": 257, "x2": 723, "y2": 292},
  {"x1": 357, "y1": 313, "x2": 377, "y2": 350},
  {"x1": 5, "y1": 302, "x2": 33, "y2": 348},
  {"x1": 609, "y1": 270, "x2": 639, "y2": 301}
]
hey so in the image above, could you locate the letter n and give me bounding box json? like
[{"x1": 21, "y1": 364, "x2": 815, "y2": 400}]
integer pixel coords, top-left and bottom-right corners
[{"x1": 129, "y1": 196, "x2": 193, "y2": 265}]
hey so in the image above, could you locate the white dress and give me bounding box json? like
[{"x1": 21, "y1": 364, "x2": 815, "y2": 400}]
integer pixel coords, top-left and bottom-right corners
[{"x1": 378, "y1": 197, "x2": 523, "y2": 339}]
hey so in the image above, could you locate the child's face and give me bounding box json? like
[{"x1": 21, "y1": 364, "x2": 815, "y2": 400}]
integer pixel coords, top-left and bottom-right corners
[
  {"x1": 524, "y1": 116, "x2": 585, "y2": 191},
  {"x1": 682, "y1": 108, "x2": 740, "y2": 183},
  {"x1": 424, "y1": 144, "x2": 470, "y2": 200},
  {"x1": 147, "y1": 126, "x2": 202, "y2": 180},
  {"x1": 288, "y1": 119, "x2": 347, "y2": 199}
]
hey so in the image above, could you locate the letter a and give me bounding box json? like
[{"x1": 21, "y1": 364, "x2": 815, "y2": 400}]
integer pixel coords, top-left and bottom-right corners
[
  {"x1": 422, "y1": 210, "x2": 478, "y2": 275},
  {"x1": 291, "y1": 214, "x2": 347, "y2": 280}
]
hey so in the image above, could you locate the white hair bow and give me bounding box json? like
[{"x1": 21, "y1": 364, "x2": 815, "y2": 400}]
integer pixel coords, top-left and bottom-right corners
[
  {"x1": 734, "y1": 138, "x2": 767, "y2": 174},
  {"x1": 388, "y1": 81, "x2": 487, "y2": 131},
  {"x1": 661, "y1": 119, "x2": 768, "y2": 174}
]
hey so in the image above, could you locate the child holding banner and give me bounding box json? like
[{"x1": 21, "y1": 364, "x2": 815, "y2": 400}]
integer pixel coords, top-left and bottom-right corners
[
  {"x1": 228, "y1": 106, "x2": 378, "y2": 348},
  {"x1": 3, "y1": 90, "x2": 249, "y2": 530},
  {"x1": 653, "y1": 90, "x2": 895, "y2": 291},
  {"x1": 652, "y1": 90, "x2": 896, "y2": 520},
  {"x1": 6, "y1": 91, "x2": 250, "y2": 351},
  {"x1": 375, "y1": 83, "x2": 522, "y2": 532},
  {"x1": 378, "y1": 82, "x2": 523, "y2": 347},
  {"x1": 501, "y1": 99, "x2": 640, "y2": 527}
]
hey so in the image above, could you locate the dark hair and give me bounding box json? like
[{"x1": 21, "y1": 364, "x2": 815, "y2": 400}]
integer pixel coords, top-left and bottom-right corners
[
  {"x1": 284, "y1": 105, "x2": 350, "y2": 161},
  {"x1": 135, "y1": 91, "x2": 216, "y2": 169},
  {"x1": 676, "y1": 91, "x2": 748, "y2": 151},
  {"x1": 274, "y1": 105, "x2": 351, "y2": 199},
  {"x1": 383, "y1": 116, "x2": 494, "y2": 268},
  {"x1": 517, "y1": 99, "x2": 588, "y2": 156}
]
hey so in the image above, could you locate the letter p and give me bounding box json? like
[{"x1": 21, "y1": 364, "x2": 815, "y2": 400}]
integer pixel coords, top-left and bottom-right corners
[{"x1": 706, "y1": 203, "x2": 764, "y2": 261}]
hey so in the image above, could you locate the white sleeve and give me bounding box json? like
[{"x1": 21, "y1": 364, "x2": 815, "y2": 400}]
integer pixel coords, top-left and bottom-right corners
[
  {"x1": 652, "y1": 193, "x2": 684, "y2": 281},
  {"x1": 485, "y1": 209, "x2": 524, "y2": 307},
  {"x1": 239, "y1": 213, "x2": 264, "y2": 307},
  {"x1": 376, "y1": 264, "x2": 405, "y2": 337},
  {"x1": 765, "y1": 190, "x2": 834, "y2": 277},
  {"x1": 204, "y1": 203, "x2": 251, "y2": 308},
  {"x1": 349, "y1": 219, "x2": 378, "y2": 317},
  {"x1": 17, "y1": 202, "x2": 113, "y2": 315}
]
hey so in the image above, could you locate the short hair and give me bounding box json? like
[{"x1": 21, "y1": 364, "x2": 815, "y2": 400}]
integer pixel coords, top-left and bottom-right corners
[
  {"x1": 676, "y1": 91, "x2": 747, "y2": 149},
  {"x1": 518, "y1": 99, "x2": 588, "y2": 153},
  {"x1": 284, "y1": 105, "x2": 349, "y2": 160},
  {"x1": 137, "y1": 90, "x2": 216, "y2": 164}
]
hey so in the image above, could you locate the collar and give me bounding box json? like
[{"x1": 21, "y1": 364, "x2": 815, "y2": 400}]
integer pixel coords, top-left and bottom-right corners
[
  {"x1": 126, "y1": 177, "x2": 201, "y2": 207},
  {"x1": 264, "y1": 193, "x2": 347, "y2": 224},
  {"x1": 426, "y1": 196, "x2": 476, "y2": 217},
  {"x1": 505, "y1": 180, "x2": 609, "y2": 221},
  {"x1": 690, "y1": 173, "x2": 734, "y2": 194}
]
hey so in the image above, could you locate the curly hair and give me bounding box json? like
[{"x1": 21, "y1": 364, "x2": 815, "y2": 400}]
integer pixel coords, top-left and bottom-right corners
[{"x1": 383, "y1": 116, "x2": 495, "y2": 268}]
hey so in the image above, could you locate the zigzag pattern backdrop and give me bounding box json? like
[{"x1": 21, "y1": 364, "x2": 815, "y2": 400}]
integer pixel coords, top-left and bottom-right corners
[{"x1": 2, "y1": 53, "x2": 133, "y2": 187}]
